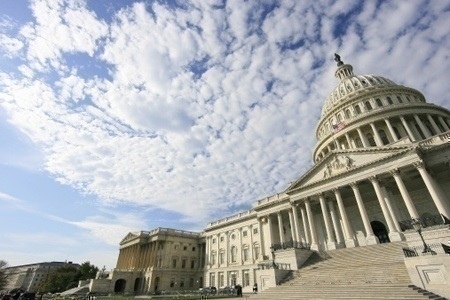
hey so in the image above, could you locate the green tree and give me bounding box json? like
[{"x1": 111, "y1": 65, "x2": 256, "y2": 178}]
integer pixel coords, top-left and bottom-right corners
[
  {"x1": 38, "y1": 265, "x2": 78, "y2": 293},
  {"x1": 74, "y1": 262, "x2": 99, "y2": 281},
  {"x1": 0, "y1": 260, "x2": 9, "y2": 291},
  {"x1": 37, "y1": 262, "x2": 99, "y2": 293}
]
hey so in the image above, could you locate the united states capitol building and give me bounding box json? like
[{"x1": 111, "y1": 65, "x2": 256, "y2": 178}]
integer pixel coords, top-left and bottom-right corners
[{"x1": 88, "y1": 56, "x2": 450, "y2": 298}]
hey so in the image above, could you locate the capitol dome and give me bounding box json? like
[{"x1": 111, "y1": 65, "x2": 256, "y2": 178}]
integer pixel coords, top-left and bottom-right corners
[{"x1": 313, "y1": 55, "x2": 447, "y2": 162}]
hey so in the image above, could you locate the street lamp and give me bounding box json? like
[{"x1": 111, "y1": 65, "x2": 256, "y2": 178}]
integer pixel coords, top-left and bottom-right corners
[
  {"x1": 270, "y1": 246, "x2": 277, "y2": 268},
  {"x1": 411, "y1": 218, "x2": 432, "y2": 253}
]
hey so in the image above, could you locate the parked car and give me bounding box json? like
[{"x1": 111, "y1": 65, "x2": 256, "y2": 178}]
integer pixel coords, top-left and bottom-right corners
[
  {"x1": 219, "y1": 286, "x2": 236, "y2": 295},
  {"x1": 200, "y1": 286, "x2": 217, "y2": 294}
]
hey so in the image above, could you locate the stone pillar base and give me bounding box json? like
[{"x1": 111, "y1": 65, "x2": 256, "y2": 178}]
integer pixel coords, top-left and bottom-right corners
[
  {"x1": 366, "y1": 235, "x2": 379, "y2": 245},
  {"x1": 327, "y1": 241, "x2": 337, "y2": 250},
  {"x1": 388, "y1": 231, "x2": 404, "y2": 242},
  {"x1": 310, "y1": 243, "x2": 319, "y2": 251},
  {"x1": 344, "y1": 239, "x2": 356, "y2": 248}
]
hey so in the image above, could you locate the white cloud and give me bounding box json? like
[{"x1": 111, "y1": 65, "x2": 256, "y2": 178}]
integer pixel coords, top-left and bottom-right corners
[{"x1": 0, "y1": 0, "x2": 449, "y2": 235}]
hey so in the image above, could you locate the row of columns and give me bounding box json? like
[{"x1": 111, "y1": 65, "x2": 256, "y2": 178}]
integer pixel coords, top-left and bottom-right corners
[
  {"x1": 266, "y1": 161, "x2": 449, "y2": 251},
  {"x1": 320, "y1": 113, "x2": 449, "y2": 160},
  {"x1": 117, "y1": 242, "x2": 160, "y2": 269}
]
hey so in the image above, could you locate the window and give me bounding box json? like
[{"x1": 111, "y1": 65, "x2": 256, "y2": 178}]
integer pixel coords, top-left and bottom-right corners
[
  {"x1": 189, "y1": 277, "x2": 194, "y2": 288},
  {"x1": 220, "y1": 236, "x2": 224, "y2": 242},
  {"x1": 183, "y1": 246, "x2": 187, "y2": 250},
  {"x1": 192, "y1": 247, "x2": 196, "y2": 251},
  {"x1": 354, "y1": 105, "x2": 361, "y2": 114},
  {"x1": 170, "y1": 278, "x2": 175, "y2": 287},
  {"x1": 415, "y1": 124, "x2": 426, "y2": 139},
  {"x1": 243, "y1": 248, "x2": 249, "y2": 262},
  {"x1": 219, "y1": 272, "x2": 224, "y2": 287},
  {"x1": 231, "y1": 246, "x2": 237, "y2": 263},
  {"x1": 174, "y1": 245, "x2": 179, "y2": 250},
  {"x1": 212, "y1": 238, "x2": 216, "y2": 244},
  {"x1": 376, "y1": 98, "x2": 383, "y2": 107},
  {"x1": 210, "y1": 273, "x2": 215, "y2": 287},
  {"x1": 211, "y1": 252, "x2": 216, "y2": 265},
  {"x1": 378, "y1": 129, "x2": 389, "y2": 145},
  {"x1": 337, "y1": 114, "x2": 342, "y2": 122},
  {"x1": 365, "y1": 101, "x2": 372, "y2": 110},
  {"x1": 397, "y1": 96, "x2": 403, "y2": 103},
  {"x1": 254, "y1": 244, "x2": 260, "y2": 259},
  {"x1": 219, "y1": 252, "x2": 225, "y2": 264},
  {"x1": 366, "y1": 133, "x2": 376, "y2": 146},
  {"x1": 387, "y1": 97, "x2": 393, "y2": 105},
  {"x1": 191, "y1": 259, "x2": 195, "y2": 269},
  {"x1": 393, "y1": 127, "x2": 401, "y2": 139},
  {"x1": 243, "y1": 231, "x2": 248, "y2": 237},
  {"x1": 172, "y1": 258, "x2": 177, "y2": 268},
  {"x1": 243, "y1": 270, "x2": 250, "y2": 287},
  {"x1": 345, "y1": 109, "x2": 351, "y2": 119},
  {"x1": 182, "y1": 259, "x2": 186, "y2": 269},
  {"x1": 180, "y1": 277, "x2": 185, "y2": 288},
  {"x1": 253, "y1": 228, "x2": 258, "y2": 234}
]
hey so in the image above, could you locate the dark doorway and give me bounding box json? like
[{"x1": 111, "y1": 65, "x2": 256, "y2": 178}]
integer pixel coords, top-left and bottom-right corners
[
  {"x1": 371, "y1": 221, "x2": 390, "y2": 243},
  {"x1": 154, "y1": 277, "x2": 160, "y2": 292},
  {"x1": 114, "y1": 279, "x2": 126, "y2": 293},
  {"x1": 134, "y1": 278, "x2": 141, "y2": 292}
]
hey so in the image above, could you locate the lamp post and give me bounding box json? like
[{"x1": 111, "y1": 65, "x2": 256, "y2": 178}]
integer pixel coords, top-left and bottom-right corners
[
  {"x1": 270, "y1": 246, "x2": 277, "y2": 268},
  {"x1": 411, "y1": 218, "x2": 432, "y2": 253}
]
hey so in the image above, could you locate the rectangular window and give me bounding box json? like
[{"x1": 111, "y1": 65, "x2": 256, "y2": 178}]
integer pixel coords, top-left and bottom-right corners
[
  {"x1": 184, "y1": 246, "x2": 187, "y2": 250},
  {"x1": 212, "y1": 238, "x2": 216, "y2": 244},
  {"x1": 189, "y1": 277, "x2": 194, "y2": 287},
  {"x1": 211, "y1": 253, "x2": 216, "y2": 265},
  {"x1": 220, "y1": 236, "x2": 224, "y2": 242},
  {"x1": 180, "y1": 277, "x2": 185, "y2": 288},
  {"x1": 218, "y1": 272, "x2": 224, "y2": 287},
  {"x1": 172, "y1": 258, "x2": 177, "y2": 268},
  {"x1": 254, "y1": 246, "x2": 260, "y2": 260},
  {"x1": 243, "y1": 230, "x2": 247, "y2": 237},
  {"x1": 219, "y1": 252, "x2": 224, "y2": 264},
  {"x1": 210, "y1": 273, "x2": 215, "y2": 287},
  {"x1": 243, "y1": 248, "x2": 249, "y2": 261},
  {"x1": 243, "y1": 270, "x2": 250, "y2": 286},
  {"x1": 182, "y1": 259, "x2": 186, "y2": 269},
  {"x1": 192, "y1": 247, "x2": 196, "y2": 251},
  {"x1": 170, "y1": 278, "x2": 175, "y2": 287},
  {"x1": 253, "y1": 228, "x2": 258, "y2": 234},
  {"x1": 191, "y1": 260, "x2": 195, "y2": 269}
]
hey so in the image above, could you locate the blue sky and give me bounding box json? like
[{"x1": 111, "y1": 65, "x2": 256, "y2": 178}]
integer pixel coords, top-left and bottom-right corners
[{"x1": 0, "y1": 0, "x2": 449, "y2": 271}]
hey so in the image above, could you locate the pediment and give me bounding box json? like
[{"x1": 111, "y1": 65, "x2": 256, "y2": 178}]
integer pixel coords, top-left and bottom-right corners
[
  {"x1": 286, "y1": 147, "x2": 411, "y2": 193},
  {"x1": 119, "y1": 232, "x2": 139, "y2": 245}
]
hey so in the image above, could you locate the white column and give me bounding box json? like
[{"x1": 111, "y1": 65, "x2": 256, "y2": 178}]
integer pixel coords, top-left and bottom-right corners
[
  {"x1": 370, "y1": 122, "x2": 383, "y2": 146},
  {"x1": 305, "y1": 198, "x2": 318, "y2": 250},
  {"x1": 318, "y1": 193, "x2": 336, "y2": 250},
  {"x1": 357, "y1": 127, "x2": 369, "y2": 147},
  {"x1": 334, "y1": 188, "x2": 355, "y2": 247},
  {"x1": 277, "y1": 211, "x2": 285, "y2": 245},
  {"x1": 390, "y1": 169, "x2": 419, "y2": 219},
  {"x1": 216, "y1": 233, "x2": 220, "y2": 267},
  {"x1": 414, "y1": 114, "x2": 432, "y2": 138},
  {"x1": 350, "y1": 182, "x2": 377, "y2": 245},
  {"x1": 369, "y1": 177, "x2": 402, "y2": 241},
  {"x1": 267, "y1": 216, "x2": 274, "y2": 250},
  {"x1": 300, "y1": 206, "x2": 310, "y2": 244},
  {"x1": 384, "y1": 118, "x2": 398, "y2": 141},
  {"x1": 438, "y1": 116, "x2": 450, "y2": 131},
  {"x1": 400, "y1": 116, "x2": 416, "y2": 141},
  {"x1": 427, "y1": 114, "x2": 440, "y2": 135},
  {"x1": 206, "y1": 236, "x2": 211, "y2": 266},
  {"x1": 288, "y1": 209, "x2": 296, "y2": 243},
  {"x1": 380, "y1": 185, "x2": 403, "y2": 234},
  {"x1": 415, "y1": 161, "x2": 450, "y2": 219},
  {"x1": 345, "y1": 133, "x2": 352, "y2": 149},
  {"x1": 258, "y1": 218, "x2": 265, "y2": 258},
  {"x1": 292, "y1": 205, "x2": 301, "y2": 244},
  {"x1": 328, "y1": 200, "x2": 344, "y2": 247}
]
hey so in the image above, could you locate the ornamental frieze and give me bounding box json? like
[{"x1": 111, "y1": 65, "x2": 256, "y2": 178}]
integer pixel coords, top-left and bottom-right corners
[{"x1": 323, "y1": 155, "x2": 355, "y2": 178}]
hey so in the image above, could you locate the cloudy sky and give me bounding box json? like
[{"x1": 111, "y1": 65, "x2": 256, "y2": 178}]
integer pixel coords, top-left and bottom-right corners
[{"x1": 0, "y1": 0, "x2": 449, "y2": 270}]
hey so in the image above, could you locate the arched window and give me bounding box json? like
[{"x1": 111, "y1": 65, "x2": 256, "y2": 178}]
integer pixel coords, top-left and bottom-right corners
[
  {"x1": 376, "y1": 98, "x2": 383, "y2": 107},
  {"x1": 365, "y1": 101, "x2": 372, "y2": 110},
  {"x1": 337, "y1": 114, "x2": 342, "y2": 122},
  {"x1": 345, "y1": 109, "x2": 351, "y2": 119},
  {"x1": 378, "y1": 129, "x2": 389, "y2": 145},
  {"x1": 396, "y1": 96, "x2": 403, "y2": 103},
  {"x1": 355, "y1": 137, "x2": 363, "y2": 148},
  {"x1": 406, "y1": 96, "x2": 411, "y2": 102},
  {"x1": 386, "y1": 97, "x2": 393, "y2": 105},
  {"x1": 354, "y1": 105, "x2": 361, "y2": 114},
  {"x1": 366, "y1": 133, "x2": 376, "y2": 146}
]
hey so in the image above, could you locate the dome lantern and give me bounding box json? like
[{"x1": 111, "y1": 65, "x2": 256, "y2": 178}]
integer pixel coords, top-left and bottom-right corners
[{"x1": 334, "y1": 53, "x2": 354, "y2": 81}]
